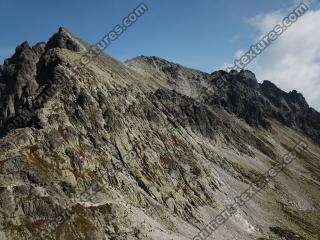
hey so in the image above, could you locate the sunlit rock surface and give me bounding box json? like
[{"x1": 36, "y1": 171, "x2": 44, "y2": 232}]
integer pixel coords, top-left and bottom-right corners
[{"x1": 0, "y1": 28, "x2": 319, "y2": 240}]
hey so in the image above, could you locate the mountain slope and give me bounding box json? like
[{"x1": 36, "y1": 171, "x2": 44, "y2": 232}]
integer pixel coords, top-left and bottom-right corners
[{"x1": 0, "y1": 28, "x2": 319, "y2": 240}]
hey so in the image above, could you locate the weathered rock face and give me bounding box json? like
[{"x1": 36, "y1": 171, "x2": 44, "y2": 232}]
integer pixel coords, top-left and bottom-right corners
[
  {"x1": 128, "y1": 56, "x2": 320, "y2": 143},
  {"x1": 0, "y1": 42, "x2": 41, "y2": 125},
  {"x1": 0, "y1": 27, "x2": 87, "y2": 137},
  {"x1": 0, "y1": 28, "x2": 319, "y2": 240},
  {"x1": 45, "y1": 27, "x2": 86, "y2": 52},
  {"x1": 221, "y1": 70, "x2": 320, "y2": 143}
]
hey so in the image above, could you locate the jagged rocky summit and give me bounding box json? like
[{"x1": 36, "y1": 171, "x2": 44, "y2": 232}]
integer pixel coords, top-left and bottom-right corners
[{"x1": 0, "y1": 27, "x2": 319, "y2": 240}]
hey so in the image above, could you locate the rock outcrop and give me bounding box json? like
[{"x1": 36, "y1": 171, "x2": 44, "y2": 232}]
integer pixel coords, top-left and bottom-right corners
[{"x1": 0, "y1": 28, "x2": 319, "y2": 240}]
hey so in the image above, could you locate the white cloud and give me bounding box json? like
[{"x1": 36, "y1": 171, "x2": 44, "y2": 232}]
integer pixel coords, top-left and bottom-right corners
[
  {"x1": 234, "y1": 4, "x2": 320, "y2": 111},
  {"x1": 247, "y1": 10, "x2": 283, "y2": 34},
  {"x1": 234, "y1": 49, "x2": 245, "y2": 59}
]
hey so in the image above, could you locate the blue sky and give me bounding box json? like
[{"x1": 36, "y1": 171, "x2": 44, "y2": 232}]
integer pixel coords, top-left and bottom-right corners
[
  {"x1": 0, "y1": 0, "x2": 296, "y2": 70},
  {"x1": 1, "y1": 0, "x2": 320, "y2": 109}
]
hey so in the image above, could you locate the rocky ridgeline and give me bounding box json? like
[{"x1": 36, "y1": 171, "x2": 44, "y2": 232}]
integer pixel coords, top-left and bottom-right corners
[
  {"x1": 210, "y1": 69, "x2": 320, "y2": 142},
  {"x1": 128, "y1": 55, "x2": 320, "y2": 143},
  {"x1": 1, "y1": 33, "x2": 319, "y2": 144},
  {"x1": 0, "y1": 27, "x2": 87, "y2": 137},
  {"x1": 0, "y1": 28, "x2": 319, "y2": 240}
]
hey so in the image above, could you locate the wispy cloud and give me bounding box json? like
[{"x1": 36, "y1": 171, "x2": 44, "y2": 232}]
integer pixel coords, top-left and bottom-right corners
[{"x1": 232, "y1": 3, "x2": 320, "y2": 111}]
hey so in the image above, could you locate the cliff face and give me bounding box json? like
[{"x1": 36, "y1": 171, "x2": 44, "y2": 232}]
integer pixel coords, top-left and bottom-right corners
[{"x1": 0, "y1": 28, "x2": 319, "y2": 240}]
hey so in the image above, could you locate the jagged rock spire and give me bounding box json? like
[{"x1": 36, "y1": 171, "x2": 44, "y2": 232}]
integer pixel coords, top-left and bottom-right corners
[{"x1": 45, "y1": 26, "x2": 86, "y2": 52}]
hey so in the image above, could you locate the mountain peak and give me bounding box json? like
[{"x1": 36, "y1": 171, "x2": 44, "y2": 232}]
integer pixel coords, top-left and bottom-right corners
[
  {"x1": 126, "y1": 55, "x2": 182, "y2": 67},
  {"x1": 45, "y1": 26, "x2": 86, "y2": 52}
]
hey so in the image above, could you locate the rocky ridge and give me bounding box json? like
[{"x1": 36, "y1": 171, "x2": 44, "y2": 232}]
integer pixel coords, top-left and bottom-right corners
[{"x1": 0, "y1": 28, "x2": 319, "y2": 240}]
